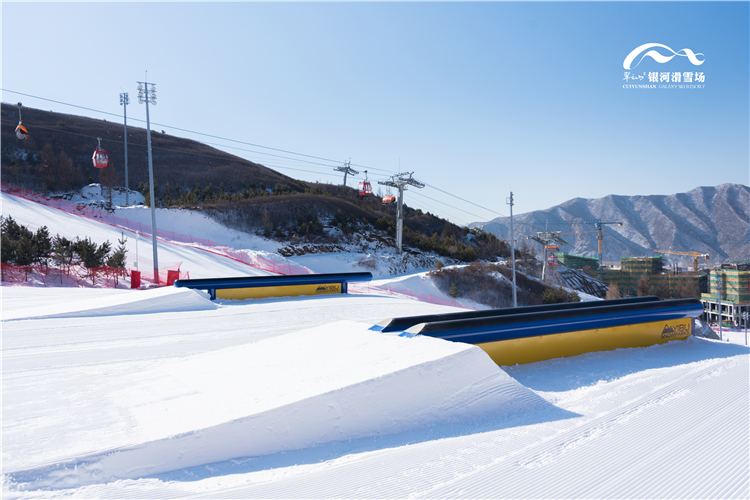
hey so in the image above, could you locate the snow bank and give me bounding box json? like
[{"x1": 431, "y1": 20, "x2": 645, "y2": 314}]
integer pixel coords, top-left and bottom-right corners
[
  {"x1": 2, "y1": 286, "x2": 216, "y2": 321},
  {"x1": 8, "y1": 321, "x2": 543, "y2": 488}
]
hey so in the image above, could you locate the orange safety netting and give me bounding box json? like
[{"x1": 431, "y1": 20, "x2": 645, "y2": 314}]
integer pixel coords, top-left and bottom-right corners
[
  {"x1": 0, "y1": 263, "x2": 189, "y2": 289},
  {"x1": 2, "y1": 182, "x2": 312, "y2": 277}
]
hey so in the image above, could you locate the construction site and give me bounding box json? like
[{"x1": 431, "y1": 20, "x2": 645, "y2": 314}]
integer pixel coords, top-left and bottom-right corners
[{"x1": 526, "y1": 230, "x2": 748, "y2": 331}]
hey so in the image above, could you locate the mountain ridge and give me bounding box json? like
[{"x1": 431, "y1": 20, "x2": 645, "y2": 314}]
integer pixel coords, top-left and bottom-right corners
[{"x1": 471, "y1": 183, "x2": 749, "y2": 266}]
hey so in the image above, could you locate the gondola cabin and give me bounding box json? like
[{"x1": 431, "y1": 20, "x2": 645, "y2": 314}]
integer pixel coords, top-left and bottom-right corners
[
  {"x1": 92, "y1": 138, "x2": 109, "y2": 168},
  {"x1": 546, "y1": 245, "x2": 560, "y2": 267},
  {"x1": 358, "y1": 180, "x2": 372, "y2": 196},
  {"x1": 15, "y1": 102, "x2": 27, "y2": 139},
  {"x1": 15, "y1": 124, "x2": 28, "y2": 140},
  {"x1": 358, "y1": 170, "x2": 373, "y2": 196},
  {"x1": 382, "y1": 195, "x2": 396, "y2": 204}
]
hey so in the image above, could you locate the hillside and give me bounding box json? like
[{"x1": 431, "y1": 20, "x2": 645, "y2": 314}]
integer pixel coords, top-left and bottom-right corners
[
  {"x1": 473, "y1": 184, "x2": 750, "y2": 266},
  {"x1": 1, "y1": 102, "x2": 304, "y2": 195}
]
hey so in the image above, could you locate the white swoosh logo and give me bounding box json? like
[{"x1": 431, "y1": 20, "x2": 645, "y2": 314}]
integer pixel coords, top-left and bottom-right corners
[{"x1": 623, "y1": 43, "x2": 705, "y2": 70}]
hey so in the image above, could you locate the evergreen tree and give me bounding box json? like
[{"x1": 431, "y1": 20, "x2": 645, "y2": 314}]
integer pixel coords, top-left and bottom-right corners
[
  {"x1": 16, "y1": 235, "x2": 36, "y2": 265},
  {"x1": 52, "y1": 235, "x2": 75, "y2": 266},
  {"x1": 72, "y1": 237, "x2": 111, "y2": 268},
  {"x1": 107, "y1": 234, "x2": 128, "y2": 269},
  {"x1": 449, "y1": 283, "x2": 459, "y2": 298},
  {"x1": 33, "y1": 226, "x2": 53, "y2": 267}
]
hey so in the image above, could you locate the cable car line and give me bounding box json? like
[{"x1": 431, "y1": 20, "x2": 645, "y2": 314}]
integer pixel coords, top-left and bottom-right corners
[
  {"x1": 2, "y1": 89, "x2": 386, "y2": 173},
  {"x1": 410, "y1": 191, "x2": 487, "y2": 221},
  {"x1": 423, "y1": 182, "x2": 507, "y2": 219},
  {"x1": 2, "y1": 117, "x2": 497, "y2": 225},
  {"x1": 2, "y1": 91, "x2": 507, "y2": 225}
]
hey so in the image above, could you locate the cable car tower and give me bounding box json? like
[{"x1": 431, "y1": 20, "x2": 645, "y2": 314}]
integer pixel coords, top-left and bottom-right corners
[
  {"x1": 527, "y1": 231, "x2": 569, "y2": 282},
  {"x1": 378, "y1": 171, "x2": 424, "y2": 254},
  {"x1": 334, "y1": 160, "x2": 358, "y2": 187},
  {"x1": 15, "y1": 102, "x2": 28, "y2": 140}
]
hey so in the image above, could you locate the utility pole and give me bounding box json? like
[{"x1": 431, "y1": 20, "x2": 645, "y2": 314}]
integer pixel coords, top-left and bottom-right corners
[
  {"x1": 119, "y1": 92, "x2": 129, "y2": 205},
  {"x1": 528, "y1": 231, "x2": 569, "y2": 282},
  {"x1": 334, "y1": 160, "x2": 358, "y2": 187},
  {"x1": 137, "y1": 76, "x2": 159, "y2": 283},
  {"x1": 507, "y1": 192, "x2": 517, "y2": 308},
  {"x1": 378, "y1": 172, "x2": 425, "y2": 254}
]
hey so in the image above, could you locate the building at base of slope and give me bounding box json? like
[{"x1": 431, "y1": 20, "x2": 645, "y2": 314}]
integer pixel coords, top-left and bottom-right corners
[{"x1": 701, "y1": 262, "x2": 750, "y2": 329}]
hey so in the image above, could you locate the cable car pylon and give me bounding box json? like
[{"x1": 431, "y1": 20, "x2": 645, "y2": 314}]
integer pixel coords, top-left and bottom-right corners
[
  {"x1": 378, "y1": 171, "x2": 424, "y2": 254},
  {"x1": 334, "y1": 160, "x2": 358, "y2": 187}
]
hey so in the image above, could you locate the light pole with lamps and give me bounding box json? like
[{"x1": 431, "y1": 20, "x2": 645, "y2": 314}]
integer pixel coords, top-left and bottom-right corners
[
  {"x1": 137, "y1": 76, "x2": 159, "y2": 283},
  {"x1": 119, "y1": 92, "x2": 130, "y2": 206}
]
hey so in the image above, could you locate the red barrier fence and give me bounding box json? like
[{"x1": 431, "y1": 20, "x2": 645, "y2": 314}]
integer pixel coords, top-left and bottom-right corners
[
  {"x1": 0, "y1": 262, "x2": 190, "y2": 289},
  {"x1": 1, "y1": 182, "x2": 313, "y2": 277},
  {"x1": 2, "y1": 183, "x2": 473, "y2": 308}
]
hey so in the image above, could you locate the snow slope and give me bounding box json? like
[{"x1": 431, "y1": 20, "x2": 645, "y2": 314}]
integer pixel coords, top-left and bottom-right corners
[{"x1": 2, "y1": 192, "x2": 749, "y2": 499}]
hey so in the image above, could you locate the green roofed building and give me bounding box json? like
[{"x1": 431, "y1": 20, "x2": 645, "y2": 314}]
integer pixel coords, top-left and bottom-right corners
[{"x1": 556, "y1": 253, "x2": 599, "y2": 270}]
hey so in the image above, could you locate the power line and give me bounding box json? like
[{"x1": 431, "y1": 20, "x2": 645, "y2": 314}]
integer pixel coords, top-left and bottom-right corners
[
  {"x1": 410, "y1": 190, "x2": 485, "y2": 222},
  {"x1": 2, "y1": 90, "x2": 507, "y2": 224},
  {"x1": 2, "y1": 89, "x2": 364, "y2": 170},
  {"x1": 423, "y1": 182, "x2": 507, "y2": 219}
]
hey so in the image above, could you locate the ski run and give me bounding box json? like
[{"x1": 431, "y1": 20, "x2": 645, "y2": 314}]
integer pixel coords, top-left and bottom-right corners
[{"x1": 2, "y1": 190, "x2": 748, "y2": 499}]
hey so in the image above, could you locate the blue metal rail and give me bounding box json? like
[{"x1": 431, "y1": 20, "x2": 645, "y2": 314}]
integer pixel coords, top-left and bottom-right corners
[{"x1": 174, "y1": 272, "x2": 373, "y2": 300}]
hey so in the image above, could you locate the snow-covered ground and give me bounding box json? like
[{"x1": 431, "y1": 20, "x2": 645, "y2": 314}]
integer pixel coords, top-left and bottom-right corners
[{"x1": 2, "y1": 191, "x2": 749, "y2": 499}]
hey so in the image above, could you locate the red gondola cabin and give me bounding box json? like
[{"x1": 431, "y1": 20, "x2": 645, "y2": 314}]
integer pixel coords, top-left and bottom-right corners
[{"x1": 92, "y1": 138, "x2": 109, "y2": 168}]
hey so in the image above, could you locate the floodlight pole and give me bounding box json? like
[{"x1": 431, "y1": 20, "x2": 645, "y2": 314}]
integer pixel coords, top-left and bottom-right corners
[
  {"x1": 120, "y1": 93, "x2": 129, "y2": 205},
  {"x1": 137, "y1": 76, "x2": 159, "y2": 283},
  {"x1": 507, "y1": 192, "x2": 517, "y2": 308}
]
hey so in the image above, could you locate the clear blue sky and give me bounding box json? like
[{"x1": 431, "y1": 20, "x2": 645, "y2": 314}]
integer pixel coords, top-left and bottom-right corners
[{"x1": 3, "y1": 2, "x2": 748, "y2": 225}]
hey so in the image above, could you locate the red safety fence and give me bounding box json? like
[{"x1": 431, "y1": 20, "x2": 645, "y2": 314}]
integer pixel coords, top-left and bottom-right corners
[
  {"x1": 2, "y1": 263, "x2": 127, "y2": 288},
  {"x1": 0, "y1": 262, "x2": 189, "y2": 289},
  {"x1": 1, "y1": 182, "x2": 314, "y2": 277},
  {"x1": 2, "y1": 183, "x2": 473, "y2": 308}
]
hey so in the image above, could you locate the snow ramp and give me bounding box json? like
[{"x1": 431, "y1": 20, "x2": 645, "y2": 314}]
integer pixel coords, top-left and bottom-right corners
[
  {"x1": 2, "y1": 286, "x2": 217, "y2": 321},
  {"x1": 7, "y1": 321, "x2": 548, "y2": 488}
]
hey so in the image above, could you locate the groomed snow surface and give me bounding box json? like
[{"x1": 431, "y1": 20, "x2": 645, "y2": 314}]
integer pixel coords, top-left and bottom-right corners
[{"x1": 2, "y1": 192, "x2": 749, "y2": 499}]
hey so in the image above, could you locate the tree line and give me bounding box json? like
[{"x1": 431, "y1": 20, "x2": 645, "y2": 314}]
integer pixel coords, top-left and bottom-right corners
[{"x1": 1, "y1": 216, "x2": 127, "y2": 269}]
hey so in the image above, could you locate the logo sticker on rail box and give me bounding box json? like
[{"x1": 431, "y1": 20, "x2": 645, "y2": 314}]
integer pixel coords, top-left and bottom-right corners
[
  {"x1": 315, "y1": 284, "x2": 341, "y2": 294},
  {"x1": 661, "y1": 323, "x2": 690, "y2": 339}
]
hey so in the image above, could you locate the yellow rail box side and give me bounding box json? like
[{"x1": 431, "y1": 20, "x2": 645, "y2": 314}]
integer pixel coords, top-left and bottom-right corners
[
  {"x1": 477, "y1": 318, "x2": 693, "y2": 366},
  {"x1": 216, "y1": 283, "x2": 342, "y2": 300}
]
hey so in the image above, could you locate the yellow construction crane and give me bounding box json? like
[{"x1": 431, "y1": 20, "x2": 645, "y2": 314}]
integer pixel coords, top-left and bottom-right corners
[{"x1": 655, "y1": 250, "x2": 709, "y2": 272}]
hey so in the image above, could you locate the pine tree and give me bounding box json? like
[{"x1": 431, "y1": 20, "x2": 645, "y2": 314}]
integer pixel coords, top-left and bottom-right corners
[
  {"x1": 449, "y1": 283, "x2": 459, "y2": 298},
  {"x1": 52, "y1": 235, "x2": 75, "y2": 266},
  {"x1": 33, "y1": 226, "x2": 52, "y2": 267},
  {"x1": 73, "y1": 237, "x2": 111, "y2": 268},
  {"x1": 107, "y1": 233, "x2": 128, "y2": 269},
  {"x1": 16, "y1": 235, "x2": 36, "y2": 266}
]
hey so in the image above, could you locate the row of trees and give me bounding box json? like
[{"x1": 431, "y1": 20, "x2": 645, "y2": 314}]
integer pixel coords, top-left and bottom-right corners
[{"x1": 1, "y1": 216, "x2": 127, "y2": 269}]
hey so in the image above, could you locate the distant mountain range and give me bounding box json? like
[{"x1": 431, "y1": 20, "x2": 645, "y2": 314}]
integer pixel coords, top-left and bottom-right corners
[{"x1": 470, "y1": 184, "x2": 749, "y2": 267}]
